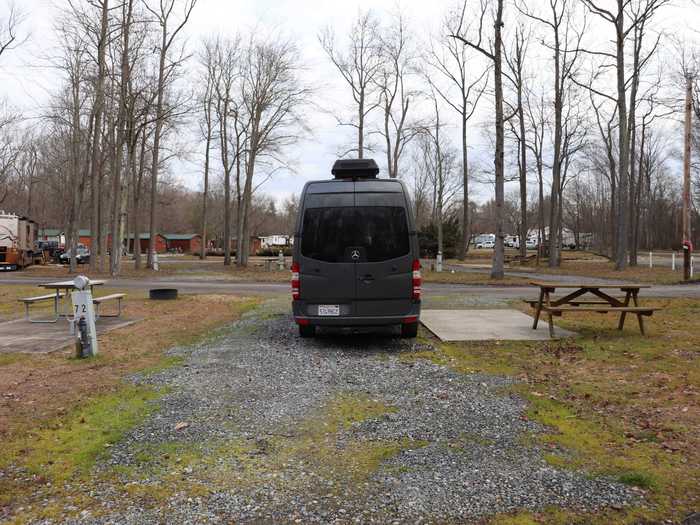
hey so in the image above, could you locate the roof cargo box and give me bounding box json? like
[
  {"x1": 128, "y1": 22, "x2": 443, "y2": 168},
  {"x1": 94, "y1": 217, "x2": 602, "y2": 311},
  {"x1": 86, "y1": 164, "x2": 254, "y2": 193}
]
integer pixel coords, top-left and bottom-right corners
[{"x1": 331, "y1": 159, "x2": 379, "y2": 179}]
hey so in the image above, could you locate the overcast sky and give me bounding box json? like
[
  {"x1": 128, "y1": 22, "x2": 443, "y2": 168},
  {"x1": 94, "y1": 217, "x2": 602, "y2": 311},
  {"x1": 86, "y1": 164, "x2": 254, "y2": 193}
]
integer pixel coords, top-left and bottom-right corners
[{"x1": 1, "y1": 0, "x2": 699, "y2": 204}]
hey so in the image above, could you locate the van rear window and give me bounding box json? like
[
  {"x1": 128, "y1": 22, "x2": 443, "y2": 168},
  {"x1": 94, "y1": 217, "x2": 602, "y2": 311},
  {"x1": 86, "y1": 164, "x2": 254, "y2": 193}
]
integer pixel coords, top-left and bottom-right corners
[{"x1": 301, "y1": 207, "x2": 409, "y2": 263}]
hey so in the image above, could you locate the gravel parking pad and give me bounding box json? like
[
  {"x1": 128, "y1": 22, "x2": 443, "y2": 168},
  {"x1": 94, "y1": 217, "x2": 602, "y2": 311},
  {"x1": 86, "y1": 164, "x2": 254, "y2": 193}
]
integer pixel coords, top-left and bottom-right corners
[{"x1": 72, "y1": 304, "x2": 635, "y2": 524}]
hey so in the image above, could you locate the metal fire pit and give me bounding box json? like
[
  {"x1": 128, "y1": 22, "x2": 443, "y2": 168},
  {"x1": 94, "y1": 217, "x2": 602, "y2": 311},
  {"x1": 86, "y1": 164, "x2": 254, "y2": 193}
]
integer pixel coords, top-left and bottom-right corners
[{"x1": 149, "y1": 288, "x2": 178, "y2": 300}]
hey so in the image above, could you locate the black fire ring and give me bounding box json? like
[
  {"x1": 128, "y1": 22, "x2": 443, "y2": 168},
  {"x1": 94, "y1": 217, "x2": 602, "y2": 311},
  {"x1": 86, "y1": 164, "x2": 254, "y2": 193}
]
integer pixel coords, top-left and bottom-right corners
[{"x1": 149, "y1": 288, "x2": 178, "y2": 300}]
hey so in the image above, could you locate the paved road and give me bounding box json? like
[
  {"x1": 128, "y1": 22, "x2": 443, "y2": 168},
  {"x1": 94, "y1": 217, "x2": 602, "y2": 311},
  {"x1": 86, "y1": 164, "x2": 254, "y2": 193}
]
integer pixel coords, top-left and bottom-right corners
[{"x1": 2, "y1": 276, "x2": 699, "y2": 300}]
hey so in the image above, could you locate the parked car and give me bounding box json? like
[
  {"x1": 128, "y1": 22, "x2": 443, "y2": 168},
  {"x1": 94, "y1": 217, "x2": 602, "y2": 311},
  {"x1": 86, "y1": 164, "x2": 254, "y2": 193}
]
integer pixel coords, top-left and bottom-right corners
[
  {"x1": 291, "y1": 158, "x2": 421, "y2": 339},
  {"x1": 476, "y1": 240, "x2": 495, "y2": 249},
  {"x1": 526, "y1": 239, "x2": 538, "y2": 250},
  {"x1": 59, "y1": 245, "x2": 90, "y2": 264}
]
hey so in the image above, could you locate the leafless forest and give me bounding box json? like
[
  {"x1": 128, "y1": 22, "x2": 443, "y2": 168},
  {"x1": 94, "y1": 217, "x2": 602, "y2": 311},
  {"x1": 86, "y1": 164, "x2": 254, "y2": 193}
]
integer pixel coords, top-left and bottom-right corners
[{"x1": 0, "y1": 0, "x2": 699, "y2": 277}]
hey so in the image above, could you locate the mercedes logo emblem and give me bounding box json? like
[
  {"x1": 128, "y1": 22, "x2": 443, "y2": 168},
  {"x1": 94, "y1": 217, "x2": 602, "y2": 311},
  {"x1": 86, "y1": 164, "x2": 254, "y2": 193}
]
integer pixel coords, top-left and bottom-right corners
[{"x1": 351, "y1": 249, "x2": 360, "y2": 260}]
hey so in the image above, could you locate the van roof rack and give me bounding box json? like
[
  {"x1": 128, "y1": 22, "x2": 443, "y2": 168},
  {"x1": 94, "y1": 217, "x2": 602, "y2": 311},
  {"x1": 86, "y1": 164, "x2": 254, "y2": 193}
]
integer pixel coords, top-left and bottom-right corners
[{"x1": 331, "y1": 159, "x2": 379, "y2": 179}]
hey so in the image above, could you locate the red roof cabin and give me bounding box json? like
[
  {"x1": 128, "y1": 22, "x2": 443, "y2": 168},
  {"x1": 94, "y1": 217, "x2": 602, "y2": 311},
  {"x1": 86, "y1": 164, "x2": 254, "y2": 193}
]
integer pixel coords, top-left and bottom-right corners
[
  {"x1": 165, "y1": 234, "x2": 202, "y2": 254},
  {"x1": 126, "y1": 233, "x2": 167, "y2": 254}
]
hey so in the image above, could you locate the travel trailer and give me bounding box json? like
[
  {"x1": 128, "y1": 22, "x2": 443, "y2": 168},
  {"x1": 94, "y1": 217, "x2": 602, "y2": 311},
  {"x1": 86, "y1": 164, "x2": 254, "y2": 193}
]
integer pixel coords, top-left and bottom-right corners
[{"x1": 0, "y1": 212, "x2": 37, "y2": 270}]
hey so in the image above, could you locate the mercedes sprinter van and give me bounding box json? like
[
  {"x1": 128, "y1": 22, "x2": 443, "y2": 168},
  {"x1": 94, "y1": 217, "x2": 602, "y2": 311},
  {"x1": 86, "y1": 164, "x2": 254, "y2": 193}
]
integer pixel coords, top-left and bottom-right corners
[{"x1": 291, "y1": 159, "x2": 421, "y2": 338}]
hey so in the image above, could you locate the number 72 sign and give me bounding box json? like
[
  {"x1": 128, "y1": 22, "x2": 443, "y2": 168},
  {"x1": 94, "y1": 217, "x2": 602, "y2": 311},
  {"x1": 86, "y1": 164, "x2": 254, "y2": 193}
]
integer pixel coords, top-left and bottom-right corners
[{"x1": 71, "y1": 290, "x2": 99, "y2": 356}]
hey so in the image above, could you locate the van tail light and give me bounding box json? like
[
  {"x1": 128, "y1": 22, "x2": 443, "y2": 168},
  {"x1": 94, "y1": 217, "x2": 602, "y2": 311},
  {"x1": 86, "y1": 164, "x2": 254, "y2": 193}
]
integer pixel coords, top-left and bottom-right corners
[
  {"x1": 412, "y1": 259, "x2": 422, "y2": 300},
  {"x1": 291, "y1": 262, "x2": 300, "y2": 300}
]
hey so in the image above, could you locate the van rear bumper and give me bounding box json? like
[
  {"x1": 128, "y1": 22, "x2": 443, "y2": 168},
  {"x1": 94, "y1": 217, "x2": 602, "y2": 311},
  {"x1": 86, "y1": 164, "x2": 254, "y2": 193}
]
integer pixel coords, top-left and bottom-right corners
[{"x1": 292, "y1": 301, "x2": 420, "y2": 327}]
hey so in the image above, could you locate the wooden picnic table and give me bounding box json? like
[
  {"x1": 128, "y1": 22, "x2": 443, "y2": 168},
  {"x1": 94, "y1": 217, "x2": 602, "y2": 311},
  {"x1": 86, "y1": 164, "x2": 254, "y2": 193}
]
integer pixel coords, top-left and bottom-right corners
[{"x1": 527, "y1": 281, "x2": 657, "y2": 338}]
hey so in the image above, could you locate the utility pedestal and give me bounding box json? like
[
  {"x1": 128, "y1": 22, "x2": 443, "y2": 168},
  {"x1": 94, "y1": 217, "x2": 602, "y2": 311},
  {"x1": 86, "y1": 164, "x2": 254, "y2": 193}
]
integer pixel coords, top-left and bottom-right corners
[{"x1": 71, "y1": 276, "x2": 98, "y2": 357}]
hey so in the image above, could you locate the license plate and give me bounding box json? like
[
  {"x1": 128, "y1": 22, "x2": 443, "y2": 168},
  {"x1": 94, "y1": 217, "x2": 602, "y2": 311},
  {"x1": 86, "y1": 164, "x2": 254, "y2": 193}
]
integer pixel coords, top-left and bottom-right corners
[{"x1": 318, "y1": 305, "x2": 340, "y2": 316}]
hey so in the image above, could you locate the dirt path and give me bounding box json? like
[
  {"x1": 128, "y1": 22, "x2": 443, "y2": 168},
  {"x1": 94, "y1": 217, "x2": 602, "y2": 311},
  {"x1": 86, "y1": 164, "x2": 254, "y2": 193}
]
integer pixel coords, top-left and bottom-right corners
[{"x1": 55, "y1": 302, "x2": 634, "y2": 524}]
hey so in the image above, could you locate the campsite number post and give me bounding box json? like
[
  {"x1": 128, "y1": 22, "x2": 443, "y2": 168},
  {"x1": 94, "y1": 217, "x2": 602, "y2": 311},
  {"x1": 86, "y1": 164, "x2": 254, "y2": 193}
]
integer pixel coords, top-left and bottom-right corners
[{"x1": 71, "y1": 276, "x2": 98, "y2": 357}]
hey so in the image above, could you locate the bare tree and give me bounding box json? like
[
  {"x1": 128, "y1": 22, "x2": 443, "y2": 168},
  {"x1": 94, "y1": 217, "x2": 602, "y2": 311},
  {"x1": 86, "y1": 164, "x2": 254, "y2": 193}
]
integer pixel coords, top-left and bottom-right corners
[
  {"x1": 52, "y1": 19, "x2": 93, "y2": 273},
  {"x1": 504, "y1": 25, "x2": 530, "y2": 258},
  {"x1": 205, "y1": 35, "x2": 243, "y2": 266},
  {"x1": 109, "y1": 0, "x2": 136, "y2": 276},
  {"x1": 524, "y1": 87, "x2": 550, "y2": 262},
  {"x1": 517, "y1": 0, "x2": 585, "y2": 268},
  {"x1": 451, "y1": 0, "x2": 507, "y2": 279},
  {"x1": 578, "y1": 0, "x2": 670, "y2": 270},
  {"x1": 237, "y1": 34, "x2": 309, "y2": 266},
  {"x1": 76, "y1": 0, "x2": 109, "y2": 272},
  {"x1": 0, "y1": 105, "x2": 20, "y2": 205},
  {"x1": 0, "y1": 1, "x2": 25, "y2": 59},
  {"x1": 428, "y1": 2, "x2": 489, "y2": 259},
  {"x1": 415, "y1": 89, "x2": 462, "y2": 256},
  {"x1": 320, "y1": 10, "x2": 383, "y2": 159},
  {"x1": 198, "y1": 39, "x2": 216, "y2": 260},
  {"x1": 376, "y1": 9, "x2": 419, "y2": 179},
  {"x1": 143, "y1": 0, "x2": 198, "y2": 269}
]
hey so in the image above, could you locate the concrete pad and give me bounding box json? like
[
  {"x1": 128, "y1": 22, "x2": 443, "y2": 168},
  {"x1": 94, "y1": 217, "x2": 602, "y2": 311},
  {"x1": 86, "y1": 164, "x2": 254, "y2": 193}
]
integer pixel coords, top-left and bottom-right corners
[
  {"x1": 420, "y1": 309, "x2": 576, "y2": 341},
  {"x1": 0, "y1": 317, "x2": 140, "y2": 354}
]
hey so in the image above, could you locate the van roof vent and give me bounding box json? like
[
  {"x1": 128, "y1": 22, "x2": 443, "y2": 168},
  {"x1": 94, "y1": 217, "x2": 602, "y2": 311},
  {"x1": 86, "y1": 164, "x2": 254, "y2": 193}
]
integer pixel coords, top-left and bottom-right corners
[{"x1": 331, "y1": 159, "x2": 379, "y2": 179}]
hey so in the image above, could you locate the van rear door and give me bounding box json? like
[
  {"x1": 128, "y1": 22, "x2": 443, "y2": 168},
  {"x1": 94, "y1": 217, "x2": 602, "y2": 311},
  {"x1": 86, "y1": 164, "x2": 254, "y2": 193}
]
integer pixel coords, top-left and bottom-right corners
[
  {"x1": 298, "y1": 191, "x2": 356, "y2": 315},
  {"x1": 353, "y1": 189, "x2": 413, "y2": 317}
]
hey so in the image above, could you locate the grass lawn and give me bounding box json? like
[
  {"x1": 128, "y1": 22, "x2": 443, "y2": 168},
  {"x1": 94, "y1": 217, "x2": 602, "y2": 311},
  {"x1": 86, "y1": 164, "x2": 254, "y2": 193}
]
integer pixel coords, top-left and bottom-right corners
[
  {"x1": 407, "y1": 297, "x2": 700, "y2": 524},
  {"x1": 0, "y1": 284, "x2": 262, "y2": 521},
  {"x1": 19, "y1": 259, "x2": 536, "y2": 286},
  {"x1": 511, "y1": 259, "x2": 690, "y2": 285},
  {"x1": 20, "y1": 257, "x2": 292, "y2": 282},
  {"x1": 447, "y1": 250, "x2": 694, "y2": 285},
  {"x1": 422, "y1": 269, "x2": 529, "y2": 286}
]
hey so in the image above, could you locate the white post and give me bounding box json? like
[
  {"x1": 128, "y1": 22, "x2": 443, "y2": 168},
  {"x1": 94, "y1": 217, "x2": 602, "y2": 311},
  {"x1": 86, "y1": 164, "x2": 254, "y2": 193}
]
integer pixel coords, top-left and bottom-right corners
[
  {"x1": 691, "y1": 256, "x2": 695, "y2": 279},
  {"x1": 649, "y1": 251, "x2": 652, "y2": 268},
  {"x1": 672, "y1": 252, "x2": 676, "y2": 271},
  {"x1": 277, "y1": 250, "x2": 284, "y2": 270},
  {"x1": 436, "y1": 251, "x2": 443, "y2": 273},
  {"x1": 152, "y1": 250, "x2": 159, "y2": 271},
  {"x1": 71, "y1": 276, "x2": 98, "y2": 357}
]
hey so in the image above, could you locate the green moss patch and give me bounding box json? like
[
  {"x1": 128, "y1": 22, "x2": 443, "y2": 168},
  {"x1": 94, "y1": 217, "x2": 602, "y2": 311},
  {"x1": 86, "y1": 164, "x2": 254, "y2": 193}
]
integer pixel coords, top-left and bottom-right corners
[{"x1": 405, "y1": 301, "x2": 700, "y2": 524}]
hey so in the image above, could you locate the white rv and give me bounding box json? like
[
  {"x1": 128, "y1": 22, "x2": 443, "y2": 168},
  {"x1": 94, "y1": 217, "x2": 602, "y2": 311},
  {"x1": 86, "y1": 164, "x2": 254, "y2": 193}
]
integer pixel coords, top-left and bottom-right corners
[{"x1": 0, "y1": 212, "x2": 37, "y2": 270}]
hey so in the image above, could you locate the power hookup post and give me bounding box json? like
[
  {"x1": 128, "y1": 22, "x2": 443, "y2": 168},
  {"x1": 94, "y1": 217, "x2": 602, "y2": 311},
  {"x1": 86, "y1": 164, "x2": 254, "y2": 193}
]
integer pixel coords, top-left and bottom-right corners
[
  {"x1": 71, "y1": 275, "x2": 98, "y2": 358},
  {"x1": 278, "y1": 250, "x2": 285, "y2": 270}
]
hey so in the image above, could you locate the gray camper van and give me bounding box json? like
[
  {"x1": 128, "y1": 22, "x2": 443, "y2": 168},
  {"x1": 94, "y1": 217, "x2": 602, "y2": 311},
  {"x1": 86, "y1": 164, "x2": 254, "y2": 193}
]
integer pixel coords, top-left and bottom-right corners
[{"x1": 291, "y1": 159, "x2": 421, "y2": 338}]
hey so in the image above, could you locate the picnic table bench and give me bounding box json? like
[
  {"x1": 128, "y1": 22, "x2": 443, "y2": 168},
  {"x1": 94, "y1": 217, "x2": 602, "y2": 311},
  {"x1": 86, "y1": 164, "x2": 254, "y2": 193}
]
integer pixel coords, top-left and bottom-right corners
[
  {"x1": 527, "y1": 281, "x2": 659, "y2": 338},
  {"x1": 92, "y1": 293, "x2": 126, "y2": 319},
  {"x1": 18, "y1": 292, "x2": 66, "y2": 323}
]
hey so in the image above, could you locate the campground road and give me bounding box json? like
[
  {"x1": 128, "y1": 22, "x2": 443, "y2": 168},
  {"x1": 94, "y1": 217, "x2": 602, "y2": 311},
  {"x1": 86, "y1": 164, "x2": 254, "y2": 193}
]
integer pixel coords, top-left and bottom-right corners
[{"x1": 1, "y1": 275, "x2": 699, "y2": 300}]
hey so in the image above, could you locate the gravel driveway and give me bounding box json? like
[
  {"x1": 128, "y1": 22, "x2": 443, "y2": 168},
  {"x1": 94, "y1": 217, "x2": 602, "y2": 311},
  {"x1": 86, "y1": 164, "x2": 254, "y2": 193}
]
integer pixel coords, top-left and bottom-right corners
[{"x1": 67, "y1": 301, "x2": 635, "y2": 524}]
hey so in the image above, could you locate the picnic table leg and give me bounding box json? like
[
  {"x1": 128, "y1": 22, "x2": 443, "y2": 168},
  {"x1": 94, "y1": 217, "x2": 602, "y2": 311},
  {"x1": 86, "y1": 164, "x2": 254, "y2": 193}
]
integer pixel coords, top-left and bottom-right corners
[
  {"x1": 617, "y1": 290, "x2": 632, "y2": 330},
  {"x1": 532, "y1": 289, "x2": 544, "y2": 329},
  {"x1": 632, "y1": 290, "x2": 645, "y2": 335},
  {"x1": 544, "y1": 289, "x2": 555, "y2": 338},
  {"x1": 53, "y1": 293, "x2": 60, "y2": 321}
]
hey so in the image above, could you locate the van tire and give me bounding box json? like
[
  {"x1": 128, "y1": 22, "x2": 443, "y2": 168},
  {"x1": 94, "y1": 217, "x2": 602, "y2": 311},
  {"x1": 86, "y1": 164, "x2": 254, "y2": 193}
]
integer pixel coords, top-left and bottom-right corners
[
  {"x1": 400, "y1": 322, "x2": 418, "y2": 338},
  {"x1": 299, "y1": 324, "x2": 316, "y2": 338}
]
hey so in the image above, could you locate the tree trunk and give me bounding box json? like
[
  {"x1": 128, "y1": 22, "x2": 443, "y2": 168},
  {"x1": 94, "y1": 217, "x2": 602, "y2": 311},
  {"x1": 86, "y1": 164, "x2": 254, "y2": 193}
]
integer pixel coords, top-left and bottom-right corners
[
  {"x1": 110, "y1": 0, "x2": 133, "y2": 276},
  {"x1": 614, "y1": 3, "x2": 629, "y2": 271},
  {"x1": 147, "y1": 28, "x2": 168, "y2": 269},
  {"x1": 201, "y1": 108, "x2": 211, "y2": 260},
  {"x1": 89, "y1": 0, "x2": 109, "y2": 272},
  {"x1": 490, "y1": 0, "x2": 505, "y2": 280},
  {"x1": 358, "y1": 94, "x2": 364, "y2": 159},
  {"x1": 549, "y1": 22, "x2": 563, "y2": 268},
  {"x1": 517, "y1": 89, "x2": 527, "y2": 259},
  {"x1": 458, "y1": 105, "x2": 470, "y2": 259}
]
